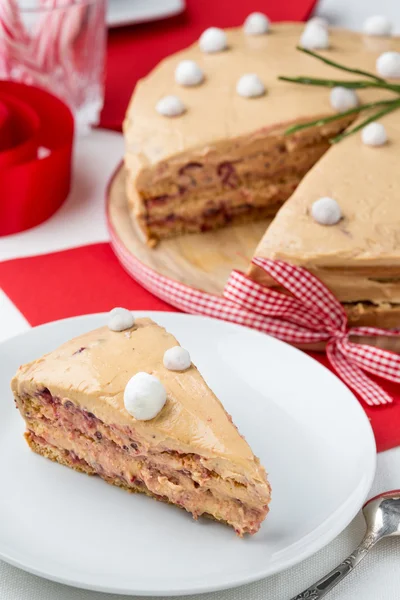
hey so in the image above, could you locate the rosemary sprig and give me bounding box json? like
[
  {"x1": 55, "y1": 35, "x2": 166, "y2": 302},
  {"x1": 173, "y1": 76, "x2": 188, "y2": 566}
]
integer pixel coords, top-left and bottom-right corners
[
  {"x1": 295, "y1": 46, "x2": 386, "y2": 83},
  {"x1": 331, "y1": 100, "x2": 400, "y2": 143},
  {"x1": 284, "y1": 99, "x2": 399, "y2": 136},
  {"x1": 279, "y1": 47, "x2": 400, "y2": 142},
  {"x1": 278, "y1": 75, "x2": 400, "y2": 94}
]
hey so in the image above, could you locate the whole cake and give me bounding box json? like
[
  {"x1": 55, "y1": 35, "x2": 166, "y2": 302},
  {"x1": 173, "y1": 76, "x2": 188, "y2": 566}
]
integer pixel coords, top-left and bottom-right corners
[
  {"x1": 124, "y1": 17, "x2": 400, "y2": 328},
  {"x1": 11, "y1": 311, "x2": 271, "y2": 536}
]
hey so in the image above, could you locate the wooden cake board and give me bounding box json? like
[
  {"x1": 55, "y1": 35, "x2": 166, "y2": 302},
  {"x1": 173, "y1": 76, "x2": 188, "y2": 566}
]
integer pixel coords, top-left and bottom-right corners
[
  {"x1": 107, "y1": 164, "x2": 270, "y2": 296},
  {"x1": 107, "y1": 165, "x2": 399, "y2": 353}
]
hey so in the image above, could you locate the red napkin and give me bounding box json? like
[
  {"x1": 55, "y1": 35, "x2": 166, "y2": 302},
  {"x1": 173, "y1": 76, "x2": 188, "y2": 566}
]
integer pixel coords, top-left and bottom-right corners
[{"x1": 0, "y1": 243, "x2": 399, "y2": 453}]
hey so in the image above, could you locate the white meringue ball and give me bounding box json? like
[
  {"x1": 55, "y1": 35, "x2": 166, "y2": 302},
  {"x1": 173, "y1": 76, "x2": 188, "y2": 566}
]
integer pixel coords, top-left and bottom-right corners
[
  {"x1": 124, "y1": 372, "x2": 167, "y2": 421},
  {"x1": 156, "y1": 95, "x2": 186, "y2": 117},
  {"x1": 376, "y1": 52, "x2": 400, "y2": 78},
  {"x1": 108, "y1": 308, "x2": 135, "y2": 332},
  {"x1": 361, "y1": 122, "x2": 388, "y2": 146},
  {"x1": 300, "y1": 23, "x2": 330, "y2": 49},
  {"x1": 330, "y1": 86, "x2": 359, "y2": 112},
  {"x1": 175, "y1": 60, "x2": 204, "y2": 86},
  {"x1": 243, "y1": 12, "x2": 270, "y2": 35},
  {"x1": 199, "y1": 27, "x2": 227, "y2": 53},
  {"x1": 163, "y1": 346, "x2": 191, "y2": 371},
  {"x1": 307, "y1": 16, "x2": 329, "y2": 29},
  {"x1": 311, "y1": 197, "x2": 342, "y2": 225},
  {"x1": 363, "y1": 15, "x2": 392, "y2": 37},
  {"x1": 236, "y1": 74, "x2": 265, "y2": 98}
]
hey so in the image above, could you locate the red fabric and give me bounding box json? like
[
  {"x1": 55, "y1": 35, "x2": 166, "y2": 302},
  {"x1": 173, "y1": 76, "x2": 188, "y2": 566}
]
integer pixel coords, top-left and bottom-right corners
[
  {"x1": 101, "y1": 0, "x2": 318, "y2": 130},
  {"x1": 0, "y1": 243, "x2": 399, "y2": 453},
  {"x1": 0, "y1": 81, "x2": 73, "y2": 235}
]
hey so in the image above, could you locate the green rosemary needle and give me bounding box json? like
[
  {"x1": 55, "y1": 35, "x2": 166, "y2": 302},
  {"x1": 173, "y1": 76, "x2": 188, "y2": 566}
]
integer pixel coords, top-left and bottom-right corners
[
  {"x1": 279, "y1": 47, "x2": 400, "y2": 142},
  {"x1": 285, "y1": 99, "x2": 399, "y2": 136},
  {"x1": 330, "y1": 100, "x2": 400, "y2": 143},
  {"x1": 278, "y1": 76, "x2": 400, "y2": 94},
  {"x1": 295, "y1": 46, "x2": 386, "y2": 83}
]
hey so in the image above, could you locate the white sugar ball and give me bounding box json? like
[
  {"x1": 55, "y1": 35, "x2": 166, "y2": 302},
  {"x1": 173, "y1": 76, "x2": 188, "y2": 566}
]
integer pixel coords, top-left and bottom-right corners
[
  {"x1": 175, "y1": 60, "x2": 204, "y2": 86},
  {"x1": 243, "y1": 12, "x2": 270, "y2": 35},
  {"x1": 156, "y1": 95, "x2": 186, "y2": 117},
  {"x1": 236, "y1": 74, "x2": 265, "y2": 98},
  {"x1": 124, "y1": 372, "x2": 167, "y2": 421},
  {"x1": 163, "y1": 346, "x2": 191, "y2": 371},
  {"x1": 361, "y1": 122, "x2": 388, "y2": 146},
  {"x1": 108, "y1": 308, "x2": 135, "y2": 332},
  {"x1": 330, "y1": 86, "x2": 359, "y2": 112},
  {"x1": 199, "y1": 27, "x2": 227, "y2": 53},
  {"x1": 363, "y1": 15, "x2": 392, "y2": 37},
  {"x1": 311, "y1": 197, "x2": 342, "y2": 225},
  {"x1": 376, "y1": 52, "x2": 400, "y2": 78},
  {"x1": 307, "y1": 16, "x2": 328, "y2": 29},
  {"x1": 300, "y1": 23, "x2": 330, "y2": 49}
]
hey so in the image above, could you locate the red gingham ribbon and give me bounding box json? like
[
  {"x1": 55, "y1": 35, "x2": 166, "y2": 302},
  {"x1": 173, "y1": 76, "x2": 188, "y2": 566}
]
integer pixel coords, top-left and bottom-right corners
[
  {"x1": 225, "y1": 257, "x2": 400, "y2": 407},
  {"x1": 108, "y1": 217, "x2": 400, "y2": 407}
]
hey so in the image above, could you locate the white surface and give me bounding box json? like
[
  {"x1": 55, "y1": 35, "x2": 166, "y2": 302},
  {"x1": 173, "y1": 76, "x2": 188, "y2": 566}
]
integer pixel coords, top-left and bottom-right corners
[
  {"x1": 107, "y1": 0, "x2": 185, "y2": 28},
  {"x1": 0, "y1": 291, "x2": 30, "y2": 342},
  {"x1": 315, "y1": 0, "x2": 400, "y2": 34},
  {"x1": 1, "y1": 1, "x2": 400, "y2": 597},
  {"x1": 0, "y1": 312, "x2": 376, "y2": 595}
]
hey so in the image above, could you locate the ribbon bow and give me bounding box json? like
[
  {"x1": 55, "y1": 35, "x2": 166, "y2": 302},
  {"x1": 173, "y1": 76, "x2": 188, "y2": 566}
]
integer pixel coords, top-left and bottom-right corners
[
  {"x1": 109, "y1": 223, "x2": 400, "y2": 408},
  {"x1": 224, "y1": 257, "x2": 400, "y2": 406}
]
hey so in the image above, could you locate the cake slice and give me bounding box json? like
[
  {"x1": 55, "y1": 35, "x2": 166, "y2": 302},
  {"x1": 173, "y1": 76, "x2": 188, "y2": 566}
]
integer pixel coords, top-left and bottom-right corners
[
  {"x1": 250, "y1": 113, "x2": 400, "y2": 329},
  {"x1": 11, "y1": 316, "x2": 271, "y2": 535},
  {"x1": 124, "y1": 23, "x2": 359, "y2": 245}
]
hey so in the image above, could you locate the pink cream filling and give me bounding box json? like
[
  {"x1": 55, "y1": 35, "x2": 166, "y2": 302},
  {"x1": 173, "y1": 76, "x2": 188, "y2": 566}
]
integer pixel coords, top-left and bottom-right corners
[{"x1": 19, "y1": 391, "x2": 269, "y2": 534}]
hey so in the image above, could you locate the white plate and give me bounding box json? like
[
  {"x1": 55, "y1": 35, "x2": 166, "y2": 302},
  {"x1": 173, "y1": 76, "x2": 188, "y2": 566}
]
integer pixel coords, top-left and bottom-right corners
[
  {"x1": 0, "y1": 312, "x2": 376, "y2": 596},
  {"x1": 107, "y1": 0, "x2": 185, "y2": 28}
]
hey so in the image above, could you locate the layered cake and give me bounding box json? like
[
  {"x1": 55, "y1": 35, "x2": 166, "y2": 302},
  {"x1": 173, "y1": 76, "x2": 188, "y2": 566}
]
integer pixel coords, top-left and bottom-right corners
[
  {"x1": 124, "y1": 16, "x2": 400, "y2": 328},
  {"x1": 11, "y1": 310, "x2": 271, "y2": 535}
]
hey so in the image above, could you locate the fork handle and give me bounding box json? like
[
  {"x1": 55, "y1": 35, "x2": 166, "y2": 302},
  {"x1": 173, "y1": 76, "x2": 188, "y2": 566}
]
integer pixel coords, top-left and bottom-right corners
[{"x1": 290, "y1": 532, "x2": 377, "y2": 599}]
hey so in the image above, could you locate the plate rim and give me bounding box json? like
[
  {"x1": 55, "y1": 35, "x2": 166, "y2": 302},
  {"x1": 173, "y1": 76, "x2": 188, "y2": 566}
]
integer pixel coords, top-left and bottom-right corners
[
  {"x1": 107, "y1": 0, "x2": 185, "y2": 29},
  {"x1": 0, "y1": 311, "x2": 376, "y2": 596}
]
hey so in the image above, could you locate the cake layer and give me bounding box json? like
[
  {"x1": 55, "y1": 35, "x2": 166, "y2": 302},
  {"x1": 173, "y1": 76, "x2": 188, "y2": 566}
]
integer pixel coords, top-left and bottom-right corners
[
  {"x1": 134, "y1": 125, "x2": 346, "y2": 204},
  {"x1": 18, "y1": 391, "x2": 267, "y2": 509},
  {"x1": 250, "y1": 264, "x2": 400, "y2": 304},
  {"x1": 18, "y1": 391, "x2": 268, "y2": 535},
  {"x1": 142, "y1": 173, "x2": 305, "y2": 219},
  {"x1": 128, "y1": 111, "x2": 353, "y2": 243},
  {"x1": 345, "y1": 302, "x2": 400, "y2": 329},
  {"x1": 11, "y1": 318, "x2": 271, "y2": 535},
  {"x1": 142, "y1": 199, "x2": 285, "y2": 240}
]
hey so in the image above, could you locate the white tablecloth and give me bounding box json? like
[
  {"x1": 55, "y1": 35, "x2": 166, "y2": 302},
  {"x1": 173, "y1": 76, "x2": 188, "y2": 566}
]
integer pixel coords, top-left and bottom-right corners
[{"x1": 1, "y1": 0, "x2": 400, "y2": 594}]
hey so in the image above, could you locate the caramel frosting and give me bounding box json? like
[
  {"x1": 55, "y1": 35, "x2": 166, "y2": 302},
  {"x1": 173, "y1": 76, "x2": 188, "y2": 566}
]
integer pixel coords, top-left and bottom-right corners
[
  {"x1": 124, "y1": 23, "x2": 398, "y2": 176},
  {"x1": 124, "y1": 22, "x2": 400, "y2": 305},
  {"x1": 12, "y1": 318, "x2": 266, "y2": 482},
  {"x1": 252, "y1": 113, "x2": 400, "y2": 303}
]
